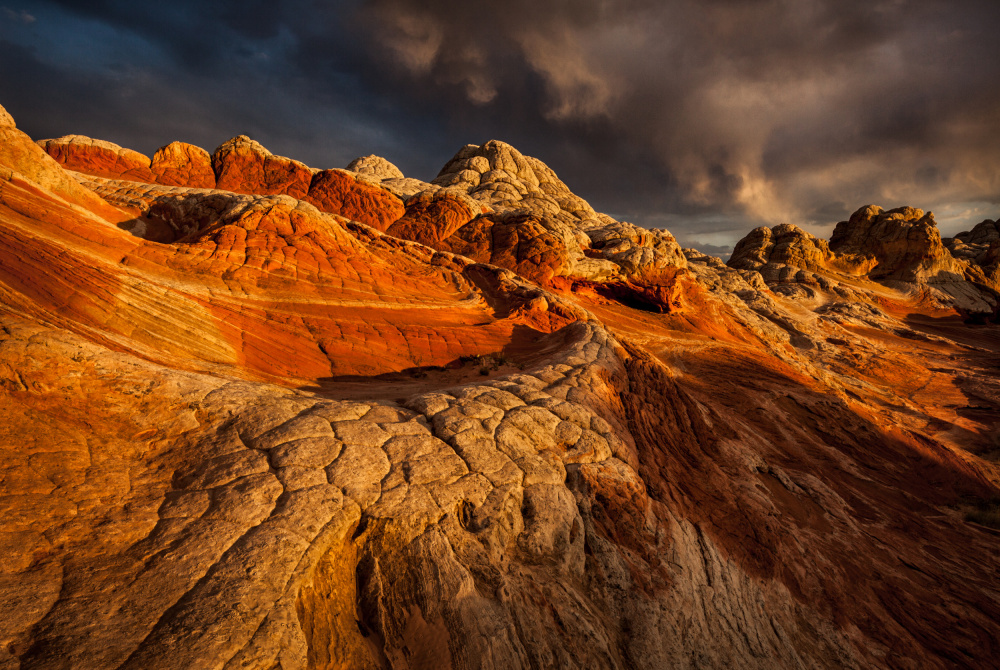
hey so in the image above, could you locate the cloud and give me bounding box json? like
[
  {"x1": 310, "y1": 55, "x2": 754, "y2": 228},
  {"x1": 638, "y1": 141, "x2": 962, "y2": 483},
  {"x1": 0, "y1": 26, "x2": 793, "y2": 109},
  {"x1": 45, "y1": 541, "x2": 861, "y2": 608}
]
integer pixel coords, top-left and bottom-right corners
[
  {"x1": 0, "y1": 0, "x2": 997, "y2": 245},
  {"x1": 2, "y1": 7, "x2": 35, "y2": 23},
  {"x1": 686, "y1": 243, "x2": 733, "y2": 260},
  {"x1": 354, "y1": 0, "x2": 1000, "y2": 239},
  {"x1": 0, "y1": 1, "x2": 453, "y2": 176}
]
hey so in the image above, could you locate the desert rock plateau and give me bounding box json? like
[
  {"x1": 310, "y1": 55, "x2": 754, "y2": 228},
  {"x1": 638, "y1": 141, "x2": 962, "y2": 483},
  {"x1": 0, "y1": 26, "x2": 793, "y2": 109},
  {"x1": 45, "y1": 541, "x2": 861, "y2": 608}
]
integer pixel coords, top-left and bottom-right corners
[{"x1": 1, "y1": 102, "x2": 999, "y2": 669}]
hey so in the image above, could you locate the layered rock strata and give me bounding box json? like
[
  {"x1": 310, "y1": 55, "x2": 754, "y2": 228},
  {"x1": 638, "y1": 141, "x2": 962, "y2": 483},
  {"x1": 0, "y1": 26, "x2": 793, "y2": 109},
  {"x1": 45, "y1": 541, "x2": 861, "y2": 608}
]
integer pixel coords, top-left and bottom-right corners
[{"x1": 4, "y1": 103, "x2": 999, "y2": 670}]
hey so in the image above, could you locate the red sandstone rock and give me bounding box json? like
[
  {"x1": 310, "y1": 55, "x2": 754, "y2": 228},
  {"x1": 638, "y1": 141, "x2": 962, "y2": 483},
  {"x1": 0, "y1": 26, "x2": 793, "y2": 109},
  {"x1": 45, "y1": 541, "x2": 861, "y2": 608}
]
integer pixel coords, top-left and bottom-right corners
[
  {"x1": 150, "y1": 141, "x2": 216, "y2": 188},
  {"x1": 438, "y1": 212, "x2": 573, "y2": 286},
  {"x1": 211, "y1": 135, "x2": 314, "y2": 199},
  {"x1": 304, "y1": 168, "x2": 405, "y2": 231},
  {"x1": 37, "y1": 134, "x2": 156, "y2": 182},
  {"x1": 385, "y1": 190, "x2": 484, "y2": 246}
]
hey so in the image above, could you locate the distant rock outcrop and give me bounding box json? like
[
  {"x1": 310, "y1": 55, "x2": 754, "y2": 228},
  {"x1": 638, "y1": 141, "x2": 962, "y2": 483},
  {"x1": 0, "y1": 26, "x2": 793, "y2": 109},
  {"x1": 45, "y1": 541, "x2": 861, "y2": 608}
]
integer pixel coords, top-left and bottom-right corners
[
  {"x1": 728, "y1": 206, "x2": 999, "y2": 315},
  {"x1": 211, "y1": 135, "x2": 315, "y2": 198},
  {"x1": 727, "y1": 223, "x2": 876, "y2": 295},
  {"x1": 946, "y1": 219, "x2": 1000, "y2": 290},
  {"x1": 829, "y1": 205, "x2": 965, "y2": 282},
  {"x1": 731, "y1": 224, "x2": 835, "y2": 274},
  {"x1": 150, "y1": 141, "x2": 216, "y2": 189},
  {"x1": 955, "y1": 218, "x2": 1000, "y2": 247},
  {"x1": 38, "y1": 134, "x2": 156, "y2": 182}
]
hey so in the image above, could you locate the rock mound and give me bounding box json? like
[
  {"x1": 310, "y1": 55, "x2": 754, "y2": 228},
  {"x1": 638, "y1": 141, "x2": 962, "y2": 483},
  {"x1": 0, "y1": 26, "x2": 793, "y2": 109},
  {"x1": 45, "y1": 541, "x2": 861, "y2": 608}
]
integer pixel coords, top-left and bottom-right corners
[
  {"x1": 346, "y1": 154, "x2": 405, "y2": 180},
  {"x1": 211, "y1": 135, "x2": 315, "y2": 198},
  {"x1": 36, "y1": 134, "x2": 217, "y2": 190},
  {"x1": 830, "y1": 205, "x2": 965, "y2": 282},
  {"x1": 435, "y1": 139, "x2": 595, "y2": 221},
  {"x1": 425, "y1": 141, "x2": 687, "y2": 287},
  {"x1": 730, "y1": 224, "x2": 832, "y2": 273},
  {"x1": 303, "y1": 168, "x2": 405, "y2": 231},
  {"x1": 37, "y1": 134, "x2": 156, "y2": 182},
  {"x1": 385, "y1": 190, "x2": 486, "y2": 248},
  {"x1": 150, "y1": 141, "x2": 216, "y2": 189}
]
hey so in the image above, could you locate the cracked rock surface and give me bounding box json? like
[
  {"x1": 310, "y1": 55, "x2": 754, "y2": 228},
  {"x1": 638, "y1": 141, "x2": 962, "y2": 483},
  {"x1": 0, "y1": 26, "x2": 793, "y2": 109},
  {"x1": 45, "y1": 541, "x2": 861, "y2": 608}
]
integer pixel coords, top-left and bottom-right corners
[{"x1": 3, "y1": 103, "x2": 1000, "y2": 669}]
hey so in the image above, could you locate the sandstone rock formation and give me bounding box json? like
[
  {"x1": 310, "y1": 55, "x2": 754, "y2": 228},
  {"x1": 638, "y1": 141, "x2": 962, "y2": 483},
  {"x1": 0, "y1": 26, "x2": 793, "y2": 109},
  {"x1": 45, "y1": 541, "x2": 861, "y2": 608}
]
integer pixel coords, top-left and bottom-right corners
[
  {"x1": 2, "y1": 101, "x2": 1000, "y2": 670},
  {"x1": 730, "y1": 207, "x2": 999, "y2": 316},
  {"x1": 431, "y1": 140, "x2": 687, "y2": 281},
  {"x1": 38, "y1": 134, "x2": 156, "y2": 182},
  {"x1": 304, "y1": 168, "x2": 405, "y2": 231},
  {"x1": 150, "y1": 141, "x2": 216, "y2": 189},
  {"x1": 829, "y1": 205, "x2": 965, "y2": 282},
  {"x1": 346, "y1": 154, "x2": 405, "y2": 180},
  {"x1": 946, "y1": 219, "x2": 1000, "y2": 293},
  {"x1": 728, "y1": 223, "x2": 874, "y2": 286},
  {"x1": 211, "y1": 135, "x2": 315, "y2": 199},
  {"x1": 30, "y1": 130, "x2": 685, "y2": 300},
  {"x1": 949, "y1": 218, "x2": 1000, "y2": 252},
  {"x1": 2, "y1": 121, "x2": 129, "y2": 223},
  {"x1": 349, "y1": 140, "x2": 691, "y2": 312},
  {"x1": 385, "y1": 189, "x2": 486, "y2": 248}
]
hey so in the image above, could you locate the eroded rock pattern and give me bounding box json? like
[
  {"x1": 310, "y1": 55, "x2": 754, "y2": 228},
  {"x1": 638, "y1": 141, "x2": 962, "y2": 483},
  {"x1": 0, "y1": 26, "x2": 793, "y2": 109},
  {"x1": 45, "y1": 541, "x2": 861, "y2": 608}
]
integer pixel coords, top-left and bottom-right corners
[
  {"x1": 946, "y1": 219, "x2": 1000, "y2": 295},
  {"x1": 829, "y1": 205, "x2": 965, "y2": 282},
  {"x1": 2, "y1": 102, "x2": 1000, "y2": 670},
  {"x1": 303, "y1": 169, "x2": 405, "y2": 231},
  {"x1": 731, "y1": 207, "x2": 1000, "y2": 316},
  {"x1": 150, "y1": 141, "x2": 216, "y2": 189},
  {"x1": 37, "y1": 135, "x2": 156, "y2": 183},
  {"x1": 212, "y1": 135, "x2": 316, "y2": 199}
]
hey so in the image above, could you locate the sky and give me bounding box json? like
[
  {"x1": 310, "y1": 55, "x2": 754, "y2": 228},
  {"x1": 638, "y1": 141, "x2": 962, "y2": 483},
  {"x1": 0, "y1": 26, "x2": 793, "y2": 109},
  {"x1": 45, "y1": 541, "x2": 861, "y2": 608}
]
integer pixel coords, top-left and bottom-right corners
[{"x1": 1, "y1": 0, "x2": 998, "y2": 253}]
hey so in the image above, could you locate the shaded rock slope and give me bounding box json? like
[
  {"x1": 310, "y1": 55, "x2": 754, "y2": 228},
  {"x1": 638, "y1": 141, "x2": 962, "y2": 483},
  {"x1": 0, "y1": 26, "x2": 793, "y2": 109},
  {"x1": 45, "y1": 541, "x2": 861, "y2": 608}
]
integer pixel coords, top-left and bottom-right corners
[{"x1": 2, "y1": 104, "x2": 999, "y2": 670}]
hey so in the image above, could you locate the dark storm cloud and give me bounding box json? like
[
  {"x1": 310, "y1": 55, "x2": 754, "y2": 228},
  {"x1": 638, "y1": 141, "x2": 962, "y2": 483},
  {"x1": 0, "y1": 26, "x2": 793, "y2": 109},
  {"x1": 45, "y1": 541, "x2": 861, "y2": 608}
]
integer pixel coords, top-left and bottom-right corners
[
  {"x1": 0, "y1": 0, "x2": 451, "y2": 174},
  {"x1": 1, "y1": 0, "x2": 998, "y2": 249},
  {"x1": 356, "y1": 0, "x2": 1000, "y2": 240}
]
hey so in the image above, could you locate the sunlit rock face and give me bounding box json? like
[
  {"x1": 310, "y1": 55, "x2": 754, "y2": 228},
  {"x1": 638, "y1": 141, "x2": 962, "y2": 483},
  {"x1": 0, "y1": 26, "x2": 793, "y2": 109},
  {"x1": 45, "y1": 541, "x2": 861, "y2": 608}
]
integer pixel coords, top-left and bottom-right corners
[
  {"x1": 38, "y1": 134, "x2": 157, "y2": 182},
  {"x1": 3, "y1": 101, "x2": 1000, "y2": 670},
  {"x1": 150, "y1": 141, "x2": 216, "y2": 189},
  {"x1": 946, "y1": 219, "x2": 1000, "y2": 295},
  {"x1": 829, "y1": 205, "x2": 965, "y2": 282},
  {"x1": 728, "y1": 223, "x2": 875, "y2": 290},
  {"x1": 729, "y1": 206, "x2": 999, "y2": 317}
]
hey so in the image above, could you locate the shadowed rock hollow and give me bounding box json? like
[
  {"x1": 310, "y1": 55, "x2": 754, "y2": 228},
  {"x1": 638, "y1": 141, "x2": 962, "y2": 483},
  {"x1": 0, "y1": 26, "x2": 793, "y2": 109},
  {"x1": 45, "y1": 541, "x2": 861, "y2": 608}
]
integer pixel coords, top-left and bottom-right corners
[{"x1": 2, "y1": 102, "x2": 1000, "y2": 669}]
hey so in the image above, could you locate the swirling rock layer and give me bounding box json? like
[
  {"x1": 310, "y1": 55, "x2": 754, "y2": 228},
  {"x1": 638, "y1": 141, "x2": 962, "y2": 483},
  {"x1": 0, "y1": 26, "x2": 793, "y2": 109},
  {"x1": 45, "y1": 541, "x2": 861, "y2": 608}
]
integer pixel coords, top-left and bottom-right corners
[{"x1": 3, "y1": 103, "x2": 1000, "y2": 670}]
